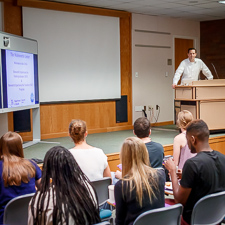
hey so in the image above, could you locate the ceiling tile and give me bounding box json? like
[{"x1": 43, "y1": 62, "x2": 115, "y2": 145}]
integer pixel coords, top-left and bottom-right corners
[{"x1": 42, "y1": 0, "x2": 225, "y2": 21}]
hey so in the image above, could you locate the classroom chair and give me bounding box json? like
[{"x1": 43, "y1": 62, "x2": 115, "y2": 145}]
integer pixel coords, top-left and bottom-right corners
[
  {"x1": 133, "y1": 203, "x2": 183, "y2": 225},
  {"x1": 3, "y1": 193, "x2": 35, "y2": 225},
  {"x1": 91, "y1": 177, "x2": 113, "y2": 223},
  {"x1": 190, "y1": 191, "x2": 225, "y2": 225}
]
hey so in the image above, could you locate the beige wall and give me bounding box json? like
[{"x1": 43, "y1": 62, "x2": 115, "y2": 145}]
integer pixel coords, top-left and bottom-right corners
[{"x1": 132, "y1": 13, "x2": 200, "y2": 123}]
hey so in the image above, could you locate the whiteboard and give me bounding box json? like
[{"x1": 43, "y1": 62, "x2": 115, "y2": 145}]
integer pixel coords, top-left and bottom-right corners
[{"x1": 23, "y1": 7, "x2": 121, "y2": 103}]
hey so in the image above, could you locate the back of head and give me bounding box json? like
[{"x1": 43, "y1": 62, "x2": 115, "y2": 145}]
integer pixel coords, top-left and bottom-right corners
[
  {"x1": 121, "y1": 137, "x2": 150, "y2": 176},
  {"x1": 186, "y1": 119, "x2": 209, "y2": 142},
  {"x1": 133, "y1": 117, "x2": 151, "y2": 138},
  {"x1": 69, "y1": 119, "x2": 86, "y2": 144},
  {"x1": 31, "y1": 146, "x2": 100, "y2": 224},
  {"x1": 177, "y1": 110, "x2": 193, "y2": 130},
  {"x1": 0, "y1": 132, "x2": 35, "y2": 186},
  {"x1": 0, "y1": 131, "x2": 24, "y2": 158},
  {"x1": 120, "y1": 137, "x2": 158, "y2": 207}
]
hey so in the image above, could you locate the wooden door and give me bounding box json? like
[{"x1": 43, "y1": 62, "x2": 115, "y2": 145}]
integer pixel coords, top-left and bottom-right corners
[{"x1": 175, "y1": 38, "x2": 194, "y2": 84}]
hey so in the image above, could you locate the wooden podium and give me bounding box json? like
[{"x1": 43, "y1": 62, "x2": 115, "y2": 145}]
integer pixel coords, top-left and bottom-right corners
[{"x1": 174, "y1": 79, "x2": 225, "y2": 131}]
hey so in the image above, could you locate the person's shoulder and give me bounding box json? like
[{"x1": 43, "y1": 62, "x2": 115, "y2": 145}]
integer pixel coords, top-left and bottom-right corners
[
  {"x1": 92, "y1": 147, "x2": 106, "y2": 155},
  {"x1": 182, "y1": 58, "x2": 189, "y2": 63},
  {"x1": 150, "y1": 141, "x2": 164, "y2": 149},
  {"x1": 213, "y1": 150, "x2": 225, "y2": 159},
  {"x1": 115, "y1": 179, "x2": 123, "y2": 189},
  {"x1": 183, "y1": 155, "x2": 198, "y2": 167},
  {"x1": 29, "y1": 159, "x2": 39, "y2": 168},
  {"x1": 195, "y1": 58, "x2": 203, "y2": 63},
  {"x1": 156, "y1": 168, "x2": 165, "y2": 178},
  {"x1": 174, "y1": 132, "x2": 185, "y2": 141}
]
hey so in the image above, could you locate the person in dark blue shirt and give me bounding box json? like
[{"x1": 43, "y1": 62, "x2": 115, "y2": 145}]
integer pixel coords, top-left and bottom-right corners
[{"x1": 0, "y1": 131, "x2": 42, "y2": 224}]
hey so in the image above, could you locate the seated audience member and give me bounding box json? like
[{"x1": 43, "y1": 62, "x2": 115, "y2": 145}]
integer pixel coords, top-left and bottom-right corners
[
  {"x1": 134, "y1": 117, "x2": 164, "y2": 168},
  {"x1": 0, "y1": 132, "x2": 41, "y2": 224},
  {"x1": 115, "y1": 137, "x2": 165, "y2": 225},
  {"x1": 69, "y1": 119, "x2": 111, "y2": 181},
  {"x1": 165, "y1": 120, "x2": 225, "y2": 225},
  {"x1": 28, "y1": 146, "x2": 101, "y2": 225},
  {"x1": 173, "y1": 110, "x2": 196, "y2": 169},
  {"x1": 115, "y1": 117, "x2": 164, "y2": 180}
]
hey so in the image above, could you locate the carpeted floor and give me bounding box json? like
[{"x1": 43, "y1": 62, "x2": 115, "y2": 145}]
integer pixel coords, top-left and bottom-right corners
[{"x1": 23, "y1": 125, "x2": 225, "y2": 161}]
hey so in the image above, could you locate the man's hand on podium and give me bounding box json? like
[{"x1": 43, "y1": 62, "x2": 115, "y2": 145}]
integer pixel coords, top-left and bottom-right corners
[{"x1": 172, "y1": 84, "x2": 176, "y2": 89}]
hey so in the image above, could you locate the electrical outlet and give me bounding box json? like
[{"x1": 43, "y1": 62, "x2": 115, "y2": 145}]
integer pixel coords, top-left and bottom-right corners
[
  {"x1": 156, "y1": 105, "x2": 159, "y2": 110},
  {"x1": 148, "y1": 105, "x2": 153, "y2": 111}
]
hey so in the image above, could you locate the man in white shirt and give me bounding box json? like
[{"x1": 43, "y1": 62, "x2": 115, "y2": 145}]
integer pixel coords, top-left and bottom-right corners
[{"x1": 172, "y1": 48, "x2": 213, "y2": 89}]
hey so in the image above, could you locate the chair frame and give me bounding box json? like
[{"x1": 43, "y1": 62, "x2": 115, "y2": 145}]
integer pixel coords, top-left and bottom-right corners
[
  {"x1": 133, "y1": 203, "x2": 183, "y2": 225},
  {"x1": 191, "y1": 191, "x2": 225, "y2": 225},
  {"x1": 3, "y1": 193, "x2": 35, "y2": 225},
  {"x1": 91, "y1": 177, "x2": 113, "y2": 224},
  {"x1": 91, "y1": 177, "x2": 112, "y2": 205}
]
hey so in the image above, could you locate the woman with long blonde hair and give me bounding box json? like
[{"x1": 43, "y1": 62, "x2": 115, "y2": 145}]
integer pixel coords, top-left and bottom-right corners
[
  {"x1": 115, "y1": 137, "x2": 165, "y2": 225},
  {"x1": 0, "y1": 132, "x2": 41, "y2": 224},
  {"x1": 173, "y1": 110, "x2": 196, "y2": 169}
]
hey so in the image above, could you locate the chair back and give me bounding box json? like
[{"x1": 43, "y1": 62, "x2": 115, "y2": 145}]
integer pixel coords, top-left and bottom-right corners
[
  {"x1": 93, "y1": 222, "x2": 110, "y2": 225},
  {"x1": 191, "y1": 191, "x2": 225, "y2": 225},
  {"x1": 91, "y1": 177, "x2": 111, "y2": 205},
  {"x1": 3, "y1": 193, "x2": 35, "y2": 225},
  {"x1": 133, "y1": 204, "x2": 183, "y2": 225}
]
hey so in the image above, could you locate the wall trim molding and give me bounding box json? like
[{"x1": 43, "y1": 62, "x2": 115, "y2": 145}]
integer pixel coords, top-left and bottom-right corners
[
  {"x1": 107, "y1": 134, "x2": 225, "y2": 171},
  {"x1": 17, "y1": 0, "x2": 130, "y2": 18},
  {"x1": 41, "y1": 125, "x2": 133, "y2": 139}
]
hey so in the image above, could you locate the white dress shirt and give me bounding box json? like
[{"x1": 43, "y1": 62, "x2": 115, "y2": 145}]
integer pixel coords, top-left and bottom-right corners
[{"x1": 173, "y1": 58, "x2": 213, "y2": 85}]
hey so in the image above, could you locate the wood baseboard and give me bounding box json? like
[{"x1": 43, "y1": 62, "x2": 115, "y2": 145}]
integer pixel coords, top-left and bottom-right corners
[
  {"x1": 107, "y1": 135, "x2": 225, "y2": 171},
  {"x1": 151, "y1": 121, "x2": 174, "y2": 127}
]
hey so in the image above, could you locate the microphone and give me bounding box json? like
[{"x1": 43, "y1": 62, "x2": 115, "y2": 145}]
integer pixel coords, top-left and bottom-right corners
[{"x1": 211, "y1": 63, "x2": 219, "y2": 79}]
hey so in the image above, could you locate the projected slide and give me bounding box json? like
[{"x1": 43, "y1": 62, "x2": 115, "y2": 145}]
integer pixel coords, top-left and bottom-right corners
[{"x1": 5, "y1": 50, "x2": 35, "y2": 108}]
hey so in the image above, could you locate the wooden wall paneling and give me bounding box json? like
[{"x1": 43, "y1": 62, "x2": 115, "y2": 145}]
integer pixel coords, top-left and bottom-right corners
[
  {"x1": 4, "y1": 0, "x2": 132, "y2": 140},
  {"x1": 209, "y1": 135, "x2": 225, "y2": 155},
  {"x1": 120, "y1": 15, "x2": 132, "y2": 125},
  {"x1": 107, "y1": 153, "x2": 120, "y2": 172},
  {"x1": 163, "y1": 144, "x2": 173, "y2": 156},
  {"x1": 3, "y1": 1, "x2": 33, "y2": 141},
  {"x1": 3, "y1": 1, "x2": 22, "y2": 35},
  {"x1": 40, "y1": 101, "x2": 133, "y2": 139},
  {"x1": 200, "y1": 19, "x2": 225, "y2": 80}
]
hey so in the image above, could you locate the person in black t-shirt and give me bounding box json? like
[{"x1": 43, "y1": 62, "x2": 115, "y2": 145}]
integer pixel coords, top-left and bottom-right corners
[{"x1": 165, "y1": 119, "x2": 225, "y2": 225}]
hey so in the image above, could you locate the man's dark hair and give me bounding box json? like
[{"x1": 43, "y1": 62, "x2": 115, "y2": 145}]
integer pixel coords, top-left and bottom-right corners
[
  {"x1": 188, "y1": 48, "x2": 197, "y2": 53},
  {"x1": 134, "y1": 117, "x2": 151, "y2": 138},
  {"x1": 186, "y1": 119, "x2": 209, "y2": 142}
]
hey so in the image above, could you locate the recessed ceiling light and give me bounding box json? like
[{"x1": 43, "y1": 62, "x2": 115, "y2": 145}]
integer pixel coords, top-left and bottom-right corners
[{"x1": 218, "y1": 0, "x2": 225, "y2": 4}]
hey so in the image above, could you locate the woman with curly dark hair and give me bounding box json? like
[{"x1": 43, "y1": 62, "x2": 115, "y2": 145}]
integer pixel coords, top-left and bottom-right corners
[{"x1": 28, "y1": 146, "x2": 101, "y2": 225}]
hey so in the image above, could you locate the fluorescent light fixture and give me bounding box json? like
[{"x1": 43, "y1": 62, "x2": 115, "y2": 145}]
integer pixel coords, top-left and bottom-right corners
[{"x1": 218, "y1": 0, "x2": 225, "y2": 3}]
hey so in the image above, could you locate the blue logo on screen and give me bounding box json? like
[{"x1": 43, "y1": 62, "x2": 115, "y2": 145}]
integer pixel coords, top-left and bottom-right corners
[{"x1": 30, "y1": 93, "x2": 34, "y2": 103}]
